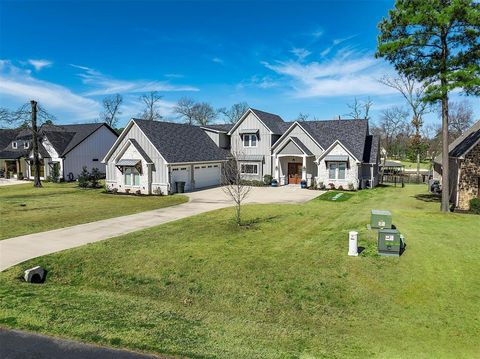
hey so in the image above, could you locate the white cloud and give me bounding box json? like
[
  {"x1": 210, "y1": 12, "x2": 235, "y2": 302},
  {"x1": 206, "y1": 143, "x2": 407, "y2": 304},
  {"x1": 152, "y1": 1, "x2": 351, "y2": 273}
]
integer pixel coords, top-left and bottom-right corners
[
  {"x1": 290, "y1": 48, "x2": 311, "y2": 61},
  {"x1": 262, "y1": 50, "x2": 397, "y2": 98},
  {"x1": 70, "y1": 64, "x2": 199, "y2": 96},
  {"x1": 212, "y1": 57, "x2": 224, "y2": 65},
  {"x1": 27, "y1": 59, "x2": 52, "y2": 71},
  {"x1": 0, "y1": 61, "x2": 100, "y2": 120}
]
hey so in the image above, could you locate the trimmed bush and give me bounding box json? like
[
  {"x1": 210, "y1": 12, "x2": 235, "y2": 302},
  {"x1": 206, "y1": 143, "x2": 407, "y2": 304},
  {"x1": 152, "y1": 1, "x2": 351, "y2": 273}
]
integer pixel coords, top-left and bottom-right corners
[
  {"x1": 470, "y1": 198, "x2": 480, "y2": 214},
  {"x1": 263, "y1": 174, "x2": 273, "y2": 185}
]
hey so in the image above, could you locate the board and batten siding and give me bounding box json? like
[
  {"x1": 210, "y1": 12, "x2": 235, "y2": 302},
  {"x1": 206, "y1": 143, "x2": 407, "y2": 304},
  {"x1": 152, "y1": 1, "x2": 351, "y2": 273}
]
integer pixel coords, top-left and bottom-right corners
[
  {"x1": 317, "y1": 143, "x2": 359, "y2": 189},
  {"x1": 230, "y1": 112, "x2": 274, "y2": 179},
  {"x1": 63, "y1": 126, "x2": 117, "y2": 178},
  {"x1": 105, "y1": 122, "x2": 168, "y2": 194},
  {"x1": 274, "y1": 124, "x2": 324, "y2": 158}
]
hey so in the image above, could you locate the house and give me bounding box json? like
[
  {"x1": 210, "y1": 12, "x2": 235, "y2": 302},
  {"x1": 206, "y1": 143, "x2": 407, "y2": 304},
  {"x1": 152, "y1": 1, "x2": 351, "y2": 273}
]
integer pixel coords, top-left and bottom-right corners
[
  {"x1": 104, "y1": 109, "x2": 380, "y2": 194},
  {"x1": 433, "y1": 119, "x2": 480, "y2": 210},
  {"x1": 0, "y1": 123, "x2": 118, "y2": 180},
  {"x1": 102, "y1": 119, "x2": 230, "y2": 195},
  {"x1": 227, "y1": 108, "x2": 380, "y2": 189}
]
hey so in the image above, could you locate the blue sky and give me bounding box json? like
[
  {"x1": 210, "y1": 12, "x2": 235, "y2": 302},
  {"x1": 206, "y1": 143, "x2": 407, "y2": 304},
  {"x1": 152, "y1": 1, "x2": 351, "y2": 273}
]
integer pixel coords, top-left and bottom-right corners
[{"x1": 0, "y1": 0, "x2": 478, "y2": 128}]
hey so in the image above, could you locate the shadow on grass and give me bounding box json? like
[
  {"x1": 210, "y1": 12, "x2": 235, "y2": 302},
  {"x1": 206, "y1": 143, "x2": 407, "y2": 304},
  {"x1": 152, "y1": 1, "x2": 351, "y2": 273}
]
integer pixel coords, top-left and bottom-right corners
[{"x1": 414, "y1": 193, "x2": 440, "y2": 203}]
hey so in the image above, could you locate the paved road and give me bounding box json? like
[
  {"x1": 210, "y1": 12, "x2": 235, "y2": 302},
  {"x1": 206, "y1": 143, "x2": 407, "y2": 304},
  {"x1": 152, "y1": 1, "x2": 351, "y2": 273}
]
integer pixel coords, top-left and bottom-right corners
[
  {"x1": 0, "y1": 328, "x2": 164, "y2": 359},
  {"x1": 0, "y1": 186, "x2": 321, "y2": 271}
]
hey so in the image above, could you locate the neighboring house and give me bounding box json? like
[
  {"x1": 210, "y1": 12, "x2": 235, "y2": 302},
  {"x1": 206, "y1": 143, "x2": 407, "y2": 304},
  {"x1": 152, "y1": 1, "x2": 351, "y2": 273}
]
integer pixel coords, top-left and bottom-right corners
[
  {"x1": 433, "y1": 119, "x2": 480, "y2": 210},
  {"x1": 103, "y1": 109, "x2": 380, "y2": 194},
  {"x1": 103, "y1": 119, "x2": 230, "y2": 195},
  {"x1": 0, "y1": 123, "x2": 118, "y2": 180}
]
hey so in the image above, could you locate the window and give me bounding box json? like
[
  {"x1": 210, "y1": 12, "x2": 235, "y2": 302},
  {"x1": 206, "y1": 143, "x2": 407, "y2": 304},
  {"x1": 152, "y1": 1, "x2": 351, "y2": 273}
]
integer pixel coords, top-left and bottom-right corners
[
  {"x1": 12, "y1": 142, "x2": 17, "y2": 149},
  {"x1": 338, "y1": 163, "x2": 346, "y2": 180},
  {"x1": 243, "y1": 134, "x2": 257, "y2": 147},
  {"x1": 328, "y1": 162, "x2": 347, "y2": 180},
  {"x1": 24, "y1": 142, "x2": 29, "y2": 149},
  {"x1": 92, "y1": 158, "x2": 99, "y2": 162},
  {"x1": 328, "y1": 163, "x2": 337, "y2": 179},
  {"x1": 240, "y1": 163, "x2": 258, "y2": 174},
  {"x1": 124, "y1": 167, "x2": 140, "y2": 186}
]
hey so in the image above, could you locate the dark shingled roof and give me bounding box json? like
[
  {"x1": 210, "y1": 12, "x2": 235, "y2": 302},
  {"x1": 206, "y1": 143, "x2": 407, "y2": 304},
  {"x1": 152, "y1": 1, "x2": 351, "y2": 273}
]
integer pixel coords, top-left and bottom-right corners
[
  {"x1": 363, "y1": 135, "x2": 380, "y2": 163},
  {"x1": 0, "y1": 128, "x2": 32, "y2": 159},
  {"x1": 434, "y1": 119, "x2": 480, "y2": 163},
  {"x1": 134, "y1": 119, "x2": 230, "y2": 164},
  {"x1": 201, "y1": 124, "x2": 234, "y2": 132},
  {"x1": 250, "y1": 108, "x2": 286, "y2": 134},
  {"x1": 299, "y1": 119, "x2": 369, "y2": 161}
]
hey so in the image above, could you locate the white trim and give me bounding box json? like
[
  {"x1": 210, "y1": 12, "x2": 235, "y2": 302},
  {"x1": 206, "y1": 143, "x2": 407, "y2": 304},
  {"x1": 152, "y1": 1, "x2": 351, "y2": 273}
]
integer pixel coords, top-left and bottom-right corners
[
  {"x1": 102, "y1": 119, "x2": 135, "y2": 163},
  {"x1": 240, "y1": 162, "x2": 259, "y2": 175},
  {"x1": 227, "y1": 108, "x2": 275, "y2": 135},
  {"x1": 271, "y1": 121, "x2": 324, "y2": 153},
  {"x1": 317, "y1": 139, "x2": 360, "y2": 163},
  {"x1": 274, "y1": 137, "x2": 315, "y2": 156},
  {"x1": 12, "y1": 142, "x2": 17, "y2": 149},
  {"x1": 200, "y1": 126, "x2": 229, "y2": 134},
  {"x1": 242, "y1": 133, "x2": 258, "y2": 148}
]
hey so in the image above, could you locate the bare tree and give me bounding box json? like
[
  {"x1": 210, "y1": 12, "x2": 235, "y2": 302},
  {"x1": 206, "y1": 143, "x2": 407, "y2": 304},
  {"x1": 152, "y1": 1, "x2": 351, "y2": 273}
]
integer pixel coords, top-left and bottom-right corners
[
  {"x1": 378, "y1": 106, "x2": 410, "y2": 160},
  {"x1": 296, "y1": 112, "x2": 310, "y2": 122},
  {"x1": 444, "y1": 100, "x2": 474, "y2": 138},
  {"x1": 191, "y1": 102, "x2": 217, "y2": 126},
  {"x1": 218, "y1": 102, "x2": 249, "y2": 124},
  {"x1": 139, "y1": 91, "x2": 163, "y2": 121},
  {"x1": 379, "y1": 74, "x2": 430, "y2": 178},
  {"x1": 0, "y1": 101, "x2": 55, "y2": 187},
  {"x1": 221, "y1": 152, "x2": 251, "y2": 226},
  {"x1": 100, "y1": 94, "x2": 122, "y2": 128},
  {"x1": 345, "y1": 97, "x2": 373, "y2": 119},
  {"x1": 173, "y1": 97, "x2": 196, "y2": 125}
]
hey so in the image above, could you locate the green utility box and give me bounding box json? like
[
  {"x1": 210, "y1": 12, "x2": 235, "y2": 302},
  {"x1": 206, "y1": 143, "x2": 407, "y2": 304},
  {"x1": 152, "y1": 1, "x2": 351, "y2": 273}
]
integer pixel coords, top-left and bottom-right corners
[
  {"x1": 370, "y1": 210, "x2": 392, "y2": 229},
  {"x1": 378, "y1": 229, "x2": 404, "y2": 256}
]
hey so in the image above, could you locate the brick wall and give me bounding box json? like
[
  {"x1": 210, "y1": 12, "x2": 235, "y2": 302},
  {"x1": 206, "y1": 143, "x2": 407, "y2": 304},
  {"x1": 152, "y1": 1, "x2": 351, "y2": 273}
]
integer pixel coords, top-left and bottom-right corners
[{"x1": 458, "y1": 143, "x2": 480, "y2": 210}]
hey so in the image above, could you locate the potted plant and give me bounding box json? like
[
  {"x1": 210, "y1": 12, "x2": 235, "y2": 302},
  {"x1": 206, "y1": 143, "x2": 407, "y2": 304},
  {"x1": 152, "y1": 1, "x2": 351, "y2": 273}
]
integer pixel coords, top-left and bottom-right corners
[
  {"x1": 300, "y1": 179, "x2": 307, "y2": 189},
  {"x1": 271, "y1": 179, "x2": 278, "y2": 187}
]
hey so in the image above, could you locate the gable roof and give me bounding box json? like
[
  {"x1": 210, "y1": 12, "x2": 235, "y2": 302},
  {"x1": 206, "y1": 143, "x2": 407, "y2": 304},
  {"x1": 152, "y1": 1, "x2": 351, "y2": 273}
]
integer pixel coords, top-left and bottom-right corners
[
  {"x1": 133, "y1": 119, "x2": 230, "y2": 164},
  {"x1": 289, "y1": 137, "x2": 314, "y2": 156},
  {"x1": 0, "y1": 128, "x2": 32, "y2": 159},
  {"x1": 434, "y1": 120, "x2": 480, "y2": 164},
  {"x1": 201, "y1": 124, "x2": 233, "y2": 133},
  {"x1": 249, "y1": 108, "x2": 285, "y2": 134},
  {"x1": 363, "y1": 135, "x2": 380, "y2": 164}
]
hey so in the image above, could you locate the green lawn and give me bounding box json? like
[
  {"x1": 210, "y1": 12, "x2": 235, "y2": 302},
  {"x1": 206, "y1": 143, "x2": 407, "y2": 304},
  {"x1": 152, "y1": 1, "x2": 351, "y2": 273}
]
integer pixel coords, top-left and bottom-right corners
[
  {"x1": 391, "y1": 159, "x2": 432, "y2": 170},
  {"x1": 0, "y1": 182, "x2": 188, "y2": 239},
  {"x1": 0, "y1": 185, "x2": 479, "y2": 358}
]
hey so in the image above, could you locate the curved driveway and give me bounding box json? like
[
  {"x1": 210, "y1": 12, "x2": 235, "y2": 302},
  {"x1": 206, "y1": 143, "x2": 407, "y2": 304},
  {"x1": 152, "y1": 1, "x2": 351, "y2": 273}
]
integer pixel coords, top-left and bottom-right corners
[{"x1": 0, "y1": 186, "x2": 321, "y2": 271}]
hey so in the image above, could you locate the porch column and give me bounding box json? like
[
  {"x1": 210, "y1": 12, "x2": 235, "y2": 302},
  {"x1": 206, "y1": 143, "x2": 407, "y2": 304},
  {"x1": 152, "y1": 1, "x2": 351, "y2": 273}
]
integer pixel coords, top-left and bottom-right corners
[
  {"x1": 274, "y1": 155, "x2": 279, "y2": 180},
  {"x1": 302, "y1": 155, "x2": 307, "y2": 180}
]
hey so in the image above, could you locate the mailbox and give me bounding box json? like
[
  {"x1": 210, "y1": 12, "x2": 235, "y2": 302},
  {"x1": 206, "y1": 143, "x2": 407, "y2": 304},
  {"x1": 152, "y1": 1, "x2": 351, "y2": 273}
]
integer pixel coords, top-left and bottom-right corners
[
  {"x1": 370, "y1": 210, "x2": 392, "y2": 229},
  {"x1": 378, "y1": 229, "x2": 404, "y2": 256}
]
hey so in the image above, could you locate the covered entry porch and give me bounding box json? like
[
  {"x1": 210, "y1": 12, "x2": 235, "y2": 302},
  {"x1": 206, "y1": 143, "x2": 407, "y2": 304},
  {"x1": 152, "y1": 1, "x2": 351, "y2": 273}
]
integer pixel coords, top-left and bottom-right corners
[{"x1": 274, "y1": 155, "x2": 316, "y2": 186}]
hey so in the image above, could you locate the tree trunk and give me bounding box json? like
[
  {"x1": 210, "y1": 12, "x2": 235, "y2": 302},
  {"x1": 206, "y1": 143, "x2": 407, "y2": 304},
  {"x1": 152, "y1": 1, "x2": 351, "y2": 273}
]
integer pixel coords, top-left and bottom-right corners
[
  {"x1": 31, "y1": 100, "x2": 42, "y2": 188},
  {"x1": 235, "y1": 203, "x2": 241, "y2": 226},
  {"x1": 416, "y1": 152, "x2": 420, "y2": 183},
  {"x1": 441, "y1": 94, "x2": 449, "y2": 212}
]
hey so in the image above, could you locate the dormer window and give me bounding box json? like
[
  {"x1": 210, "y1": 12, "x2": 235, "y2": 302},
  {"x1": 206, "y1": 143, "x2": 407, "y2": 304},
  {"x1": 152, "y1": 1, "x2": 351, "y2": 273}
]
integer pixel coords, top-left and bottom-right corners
[
  {"x1": 12, "y1": 142, "x2": 17, "y2": 149},
  {"x1": 243, "y1": 134, "x2": 257, "y2": 147},
  {"x1": 24, "y1": 142, "x2": 29, "y2": 149}
]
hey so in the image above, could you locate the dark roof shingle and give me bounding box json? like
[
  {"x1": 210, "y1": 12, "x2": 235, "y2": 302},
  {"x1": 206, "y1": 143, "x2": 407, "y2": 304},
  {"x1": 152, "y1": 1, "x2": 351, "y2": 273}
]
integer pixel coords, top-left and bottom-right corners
[
  {"x1": 250, "y1": 108, "x2": 285, "y2": 134},
  {"x1": 134, "y1": 119, "x2": 230, "y2": 163}
]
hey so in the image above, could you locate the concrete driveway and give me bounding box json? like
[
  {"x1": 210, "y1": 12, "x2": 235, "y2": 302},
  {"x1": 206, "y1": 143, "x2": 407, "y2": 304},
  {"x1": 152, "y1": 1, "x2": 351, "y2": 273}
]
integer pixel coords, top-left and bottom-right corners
[
  {"x1": 0, "y1": 178, "x2": 27, "y2": 186},
  {"x1": 0, "y1": 186, "x2": 321, "y2": 271}
]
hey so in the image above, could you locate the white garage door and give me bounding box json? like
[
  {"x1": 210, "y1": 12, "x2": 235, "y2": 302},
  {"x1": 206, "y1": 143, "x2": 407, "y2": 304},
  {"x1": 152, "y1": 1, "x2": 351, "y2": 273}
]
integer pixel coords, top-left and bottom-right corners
[
  {"x1": 171, "y1": 166, "x2": 191, "y2": 192},
  {"x1": 194, "y1": 163, "x2": 221, "y2": 189}
]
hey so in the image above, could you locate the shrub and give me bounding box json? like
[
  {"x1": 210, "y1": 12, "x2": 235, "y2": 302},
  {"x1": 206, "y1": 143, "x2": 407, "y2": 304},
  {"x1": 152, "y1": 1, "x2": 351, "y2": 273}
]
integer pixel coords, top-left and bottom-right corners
[
  {"x1": 318, "y1": 181, "x2": 325, "y2": 190},
  {"x1": 90, "y1": 167, "x2": 101, "y2": 188},
  {"x1": 338, "y1": 185, "x2": 344, "y2": 191},
  {"x1": 328, "y1": 183, "x2": 335, "y2": 190},
  {"x1": 112, "y1": 188, "x2": 118, "y2": 194},
  {"x1": 125, "y1": 188, "x2": 131, "y2": 194},
  {"x1": 18, "y1": 172, "x2": 24, "y2": 180},
  {"x1": 263, "y1": 174, "x2": 273, "y2": 185},
  {"x1": 135, "y1": 189, "x2": 142, "y2": 195},
  {"x1": 78, "y1": 166, "x2": 90, "y2": 188},
  {"x1": 348, "y1": 182, "x2": 354, "y2": 191},
  {"x1": 153, "y1": 187, "x2": 163, "y2": 196},
  {"x1": 470, "y1": 198, "x2": 480, "y2": 214}
]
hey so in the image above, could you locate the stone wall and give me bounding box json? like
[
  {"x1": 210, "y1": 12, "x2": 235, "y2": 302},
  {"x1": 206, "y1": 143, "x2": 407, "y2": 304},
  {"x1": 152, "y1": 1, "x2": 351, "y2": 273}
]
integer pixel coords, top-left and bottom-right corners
[{"x1": 458, "y1": 142, "x2": 480, "y2": 210}]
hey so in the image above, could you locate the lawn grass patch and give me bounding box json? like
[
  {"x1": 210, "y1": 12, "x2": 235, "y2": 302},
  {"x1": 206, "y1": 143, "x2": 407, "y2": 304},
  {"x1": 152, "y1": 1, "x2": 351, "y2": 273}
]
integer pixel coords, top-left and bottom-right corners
[
  {"x1": 0, "y1": 185, "x2": 479, "y2": 358},
  {"x1": 318, "y1": 190, "x2": 354, "y2": 202},
  {"x1": 0, "y1": 182, "x2": 188, "y2": 239}
]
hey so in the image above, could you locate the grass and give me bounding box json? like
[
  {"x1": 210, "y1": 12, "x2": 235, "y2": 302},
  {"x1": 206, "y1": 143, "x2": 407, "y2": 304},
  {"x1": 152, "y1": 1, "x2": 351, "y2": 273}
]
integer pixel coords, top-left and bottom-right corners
[
  {"x1": 0, "y1": 182, "x2": 188, "y2": 239},
  {"x1": 390, "y1": 159, "x2": 432, "y2": 171},
  {"x1": 0, "y1": 185, "x2": 479, "y2": 358},
  {"x1": 318, "y1": 190, "x2": 353, "y2": 202}
]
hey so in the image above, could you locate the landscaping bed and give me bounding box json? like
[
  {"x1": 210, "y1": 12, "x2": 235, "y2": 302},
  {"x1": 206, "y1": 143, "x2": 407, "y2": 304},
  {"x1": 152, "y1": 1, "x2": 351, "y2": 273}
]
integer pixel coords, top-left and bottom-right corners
[{"x1": 0, "y1": 185, "x2": 478, "y2": 358}]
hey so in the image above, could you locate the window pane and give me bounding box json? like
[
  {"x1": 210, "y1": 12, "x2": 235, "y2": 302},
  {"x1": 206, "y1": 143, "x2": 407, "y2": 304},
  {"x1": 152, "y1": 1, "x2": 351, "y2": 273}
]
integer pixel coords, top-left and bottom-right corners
[
  {"x1": 124, "y1": 167, "x2": 132, "y2": 185},
  {"x1": 251, "y1": 135, "x2": 257, "y2": 146},
  {"x1": 338, "y1": 163, "x2": 346, "y2": 179},
  {"x1": 243, "y1": 135, "x2": 249, "y2": 147},
  {"x1": 329, "y1": 163, "x2": 337, "y2": 179},
  {"x1": 133, "y1": 172, "x2": 140, "y2": 186}
]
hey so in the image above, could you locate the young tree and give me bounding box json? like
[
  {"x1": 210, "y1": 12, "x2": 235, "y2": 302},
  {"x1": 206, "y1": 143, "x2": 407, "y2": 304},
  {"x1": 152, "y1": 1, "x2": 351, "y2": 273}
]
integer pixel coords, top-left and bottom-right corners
[
  {"x1": 376, "y1": 0, "x2": 480, "y2": 212},
  {"x1": 221, "y1": 153, "x2": 251, "y2": 226},
  {"x1": 378, "y1": 106, "x2": 410, "y2": 158},
  {"x1": 173, "y1": 97, "x2": 196, "y2": 125},
  {"x1": 139, "y1": 91, "x2": 163, "y2": 121},
  {"x1": 296, "y1": 112, "x2": 310, "y2": 122},
  {"x1": 219, "y1": 102, "x2": 249, "y2": 124},
  {"x1": 345, "y1": 97, "x2": 373, "y2": 119},
  {"x1": 100, "y1": 93, "x2": 122, "y2": 128},
  {"x1": 444, "y1": 100, "x2": 474, "y2": 137},
  {"x1": 379, "y1": 74, "x2": 430, "y2": 179},
  {"x1": 0, "y1": 101, "x2": 54, "y2": 187}
]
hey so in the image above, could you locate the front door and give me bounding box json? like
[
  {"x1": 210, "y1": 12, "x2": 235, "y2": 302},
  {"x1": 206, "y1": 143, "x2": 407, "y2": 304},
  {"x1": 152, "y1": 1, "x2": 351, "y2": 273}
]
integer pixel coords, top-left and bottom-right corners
[{"x1": 288, "y1": 163, "x2": 302, "y2": 184}]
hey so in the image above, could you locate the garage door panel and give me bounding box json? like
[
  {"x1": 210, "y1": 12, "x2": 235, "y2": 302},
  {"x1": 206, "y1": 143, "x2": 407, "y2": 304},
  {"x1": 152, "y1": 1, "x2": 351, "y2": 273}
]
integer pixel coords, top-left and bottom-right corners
[
  {"x1": 171, "y1": 166, "x2": 191, "y2": 191},
  {"x1": 194, "y1": 163, "x2": 221, "y2": 189}
]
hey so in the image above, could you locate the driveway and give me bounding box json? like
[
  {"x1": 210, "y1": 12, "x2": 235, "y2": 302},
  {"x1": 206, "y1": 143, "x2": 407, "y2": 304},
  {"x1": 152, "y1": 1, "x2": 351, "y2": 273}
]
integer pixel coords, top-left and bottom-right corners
[
  {"x1": 0, "y1": 178, "x2": 27, "y2": 186},
  {"x1": 0, "y1": 186, "x2": 321, "y2": 271},
  {"x1": 0, "y1": 328, "x2": 164, "y2": 359}
]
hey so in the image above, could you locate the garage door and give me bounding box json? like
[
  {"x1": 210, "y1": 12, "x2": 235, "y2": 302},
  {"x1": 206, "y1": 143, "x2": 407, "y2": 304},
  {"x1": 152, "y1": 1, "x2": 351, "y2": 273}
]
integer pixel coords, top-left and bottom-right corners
[
  {"x1": 171, "y1": 166, "x2": 191, "y2": 192},
  {"x1": 194, "y1": 163, "x2": 221, "y2": 189}
]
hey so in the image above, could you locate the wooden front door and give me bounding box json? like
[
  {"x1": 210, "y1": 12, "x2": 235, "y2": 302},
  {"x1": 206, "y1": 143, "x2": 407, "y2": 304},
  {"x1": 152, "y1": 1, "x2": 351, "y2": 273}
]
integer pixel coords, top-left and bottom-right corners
[{"x1": 288, "y1": 163, "x2": 302, "y2": 184}]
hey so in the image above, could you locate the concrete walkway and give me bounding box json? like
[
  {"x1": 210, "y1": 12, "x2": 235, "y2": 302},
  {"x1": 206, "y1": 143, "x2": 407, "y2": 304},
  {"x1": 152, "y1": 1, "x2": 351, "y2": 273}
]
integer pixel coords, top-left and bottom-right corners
[
  {"x1": 0, "y1": 328, "x2": 164, "y2": 359},
  {"x1": 0, "y1": 178, "x2": 27, "y2": 186},
  {"x1": 0, "y1": 186, "x2": 321, "y2": 271}
]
